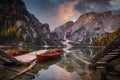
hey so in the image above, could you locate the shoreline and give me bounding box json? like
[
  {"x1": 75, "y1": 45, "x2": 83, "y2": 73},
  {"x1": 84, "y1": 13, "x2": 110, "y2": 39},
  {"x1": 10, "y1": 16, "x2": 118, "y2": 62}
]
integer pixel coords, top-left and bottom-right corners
[{"x1": 0, "y1": 45, "x2": 105, "y2": 48}]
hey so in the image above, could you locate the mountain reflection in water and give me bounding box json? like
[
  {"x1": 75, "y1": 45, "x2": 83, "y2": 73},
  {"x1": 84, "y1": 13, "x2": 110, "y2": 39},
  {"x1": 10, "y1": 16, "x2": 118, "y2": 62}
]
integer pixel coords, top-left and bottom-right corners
[
  {"x1": 33, "y1": 64, "x2": 82, "y2": 80},
  {"x1": 31, "y1": 47, "x2": 102, "y2": 80},
  {"x1": 1, "y1": 46, "x2": 103, "y2": 80}
]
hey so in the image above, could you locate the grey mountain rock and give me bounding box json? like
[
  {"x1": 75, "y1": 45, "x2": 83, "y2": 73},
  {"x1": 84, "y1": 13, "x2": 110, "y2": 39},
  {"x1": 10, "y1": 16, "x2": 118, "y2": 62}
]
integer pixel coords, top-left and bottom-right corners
[
  {"x1": 0, "y1": 0, "x2": 62, "y2": 46},
  {"x1": 54, "y1": 11, "x2": 120, "y2": 45}
]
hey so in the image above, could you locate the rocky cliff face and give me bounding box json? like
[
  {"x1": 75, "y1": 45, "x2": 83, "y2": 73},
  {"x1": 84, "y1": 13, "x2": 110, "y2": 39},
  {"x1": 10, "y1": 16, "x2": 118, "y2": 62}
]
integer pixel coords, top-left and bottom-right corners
[
  {"x1": 54, "y1": 11, "x2": 120, "y2": 45},
  {"x1": 1, "y1": 0, "x2": 120, "y2": 46},
  {"x1": 0, "y1": 0, "x2": 61, "y2": 46},
  {"x1": 53, "y1": 21, "x2": 74, "y2": 40}
]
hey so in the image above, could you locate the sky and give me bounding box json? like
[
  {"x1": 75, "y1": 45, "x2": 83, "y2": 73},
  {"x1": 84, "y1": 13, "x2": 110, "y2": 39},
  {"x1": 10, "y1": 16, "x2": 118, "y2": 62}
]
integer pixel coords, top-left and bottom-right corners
[{"x1": 23, "y1": 0, "x2": 120, "y2": 31}]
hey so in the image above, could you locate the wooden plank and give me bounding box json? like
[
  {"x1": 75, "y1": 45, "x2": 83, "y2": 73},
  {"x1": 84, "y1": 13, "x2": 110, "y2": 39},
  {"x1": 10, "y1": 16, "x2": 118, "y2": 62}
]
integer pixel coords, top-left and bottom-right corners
[
  {"x1": 91, "y1": 34, "x2": 120, "y2": 63},
  {"x1": 111, "y1": 49, "x2": 120, "y2": 52},
  {"x1": 0, "y1": 49, "x2": 19, "y2": 63},
  {"x1": 98, "y1": 59, "x2": 106, "y2": 62},
  {"x1": 9, "y1": 60, "x2": 37, "y2": 79},
  {"x1": 102, "y1": 56, "x2": 115, "y2": 60},
  {"x1": 98, "y1": 56, "x2": 116, "y2": 62},
  {"x1": 100, "y1": 53, "x2": 120, "y2": 62},
  {"x1": 0, "y1": 74, "x2": 3, "y2": 79},
  {"x1": 96, "y1": 62, "x2": 107, "y2": 64},
  {"x1": 0, "y1": 65, "x2": 35, "y2": 76},
  {"x1": 15, "y1": 50, "x2": 47, "y2": 63},
  {"x1": 116, "y1": 45, "x2": 120, "y2": 49},
  {"x1": 0, "y1": 56, "x2": 10, "y2": 60},
  {"x1": 94, "y1": 62, "x2": 107, "y2": 67},
  {"x1": 100, "y1": 57, "x2": 108, "y2": 60},
  {"x1": 106, "y1": 56, "x2": 120, "y2": 62},
  {"x1": 108, "y1": 52, "x2": 120, "y2": 55},
  {"x1": 0, "y1": 56, "x2": 12, "y2": 62},
  {"x1": 99, "y1": 56, "x2": 119, "y2": 62},
  {"x1": 117, "y1": 46, "x2": 120, "y2": 49},
  {"x1": 0, "y1": 58, "x2": 6, "y2": 63},
  {"x1": 94, "y1": 62, "x2": 118, "y2": 67},
  {"x1": 1, "y1": 58, "x2": 11, "y2": 62},
  {"x1": 101, "y1": 56, "x2": 113, "y2": 59},
  {"x1": 104, "y1": 55, "x2": 118, "y2": 57}
]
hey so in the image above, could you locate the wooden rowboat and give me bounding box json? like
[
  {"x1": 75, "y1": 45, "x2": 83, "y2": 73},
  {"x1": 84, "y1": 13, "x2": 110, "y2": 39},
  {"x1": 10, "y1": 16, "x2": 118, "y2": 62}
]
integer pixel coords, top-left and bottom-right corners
[
  {"x1": 36, "y1": 49, "x2": 64, "y2": 62},
  {"x1": 5, "y1": 50, "x2": 30, "y2": 56}
]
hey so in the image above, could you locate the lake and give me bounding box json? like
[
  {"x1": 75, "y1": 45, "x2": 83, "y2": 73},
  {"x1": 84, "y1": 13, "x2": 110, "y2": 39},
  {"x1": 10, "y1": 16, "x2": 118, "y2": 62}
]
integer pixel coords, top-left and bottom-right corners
[{"x1": 1, "y1": 46, "x2": 119, "y2": 80}]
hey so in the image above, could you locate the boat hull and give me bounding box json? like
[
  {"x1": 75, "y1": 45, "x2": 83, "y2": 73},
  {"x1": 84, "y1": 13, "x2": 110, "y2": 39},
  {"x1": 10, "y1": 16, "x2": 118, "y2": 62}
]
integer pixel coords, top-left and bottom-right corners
[
  {"x1": 36, "y1": 49, "x2": 64, "y2": 62},
  {"x1": 5, "y1": 50, "x2": 30, "y2": 56}
]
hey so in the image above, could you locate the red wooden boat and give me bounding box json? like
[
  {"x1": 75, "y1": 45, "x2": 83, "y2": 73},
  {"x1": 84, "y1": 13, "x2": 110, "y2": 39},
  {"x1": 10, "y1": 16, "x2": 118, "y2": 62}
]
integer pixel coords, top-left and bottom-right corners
[
  {"x1": 36, "y1": 49, "x2": 64, "y2": 62},
  {"x1": 5, "y1": 50, "x2": 30, "y2": 56}
]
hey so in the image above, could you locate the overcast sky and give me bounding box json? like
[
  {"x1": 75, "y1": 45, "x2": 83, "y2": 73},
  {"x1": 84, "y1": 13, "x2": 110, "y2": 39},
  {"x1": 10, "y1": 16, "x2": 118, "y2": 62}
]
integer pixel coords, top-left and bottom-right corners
[{"x1": 23, "y1": 0, "x2": 120, "y2": 31}]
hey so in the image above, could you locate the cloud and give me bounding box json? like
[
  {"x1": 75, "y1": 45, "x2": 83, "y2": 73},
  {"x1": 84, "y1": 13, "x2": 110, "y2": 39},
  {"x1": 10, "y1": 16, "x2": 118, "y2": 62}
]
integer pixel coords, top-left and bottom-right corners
[
  {"x1": 109, "y1": 0, "x2": 117, "y2": 2},
  {"x1": 75, "y1": 0, "x2": 111, "y2": 13},
  {"x1": 23, "y1": 0, "x2": 120, "y2": 30},
  {"x1": 109, "y1": 0, "x2": 120, "y2": 10},
  {"x1": 57, "y1": 0, "x2": 79, "y2": 23},
  {"x1": 74, "y1": 0, "x2": 120, "y2": 14}
]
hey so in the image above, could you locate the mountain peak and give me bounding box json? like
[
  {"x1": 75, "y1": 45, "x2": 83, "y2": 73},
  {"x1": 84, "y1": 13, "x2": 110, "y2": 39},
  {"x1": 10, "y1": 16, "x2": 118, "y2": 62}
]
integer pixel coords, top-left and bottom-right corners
[
  {"x1": 76, "y1": 11, "x2": 113, "y2": 24},
  {"x1": 53, "y1": 11, "x2": 120, "y2": 45},
  {"x1": 0, "y1": 0, "x2": 62, "y2": 46},
  {"x1": 53, "y1": 21, "x2": 74, "y2": 40},
  {"x1": 0, "y1": 0, "x2": 26, "y2": 10}
]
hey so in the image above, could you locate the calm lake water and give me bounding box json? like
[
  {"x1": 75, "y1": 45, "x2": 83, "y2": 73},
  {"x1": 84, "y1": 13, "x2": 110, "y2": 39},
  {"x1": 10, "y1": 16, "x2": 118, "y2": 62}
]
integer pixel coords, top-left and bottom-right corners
[{"x1": 2, "y1": 46, "x2": 118, "y2": 80}]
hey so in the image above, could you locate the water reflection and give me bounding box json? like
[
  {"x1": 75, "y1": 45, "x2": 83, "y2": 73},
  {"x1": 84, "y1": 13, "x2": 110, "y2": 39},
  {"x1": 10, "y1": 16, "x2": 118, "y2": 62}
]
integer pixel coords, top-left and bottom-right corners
[
  {"x1": 31, "y1": 47, "x2": 102, "y2": 80},
  {"x1": 33, "y1": 64, "x2": 82, "y2": 80},
  {"x1": 56, "y1": 48, "x2": 93, "y2": 80},
  {"x1": 1, "y1": 46, "x2": 103, "y2": 80}
]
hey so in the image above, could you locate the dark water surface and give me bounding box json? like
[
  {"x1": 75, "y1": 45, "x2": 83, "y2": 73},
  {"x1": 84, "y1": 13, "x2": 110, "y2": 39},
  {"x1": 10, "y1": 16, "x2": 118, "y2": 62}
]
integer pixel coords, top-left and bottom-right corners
[{"x1": 1, "y1": 46, "x2": 119, "y2": 80}]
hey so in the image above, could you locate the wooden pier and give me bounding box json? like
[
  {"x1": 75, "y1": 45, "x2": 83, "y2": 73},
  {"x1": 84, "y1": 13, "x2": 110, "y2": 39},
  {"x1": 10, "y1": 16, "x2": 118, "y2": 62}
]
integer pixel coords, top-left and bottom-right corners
[
  {"x1": 90, "y1": 34, "x2": 120, "y2": 68},
  {"x1": 0, "y1": 49, "x2": 21, "y2": 65},
  {"x1": 0, "y1": 49, "x2": 48, "y2": 65}
]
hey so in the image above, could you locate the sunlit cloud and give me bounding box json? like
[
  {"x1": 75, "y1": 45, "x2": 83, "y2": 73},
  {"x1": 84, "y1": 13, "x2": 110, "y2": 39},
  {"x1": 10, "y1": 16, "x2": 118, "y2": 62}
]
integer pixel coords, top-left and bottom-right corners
[
  {"x1": 109, "y1": 0, "x2": 117, "y2": 2},
  {"x1": 57, "y1": 0, "x2": 79, "y2": 23},
  {"x1": 23, "y1": 0, "x2": 120, "y2": 30}
]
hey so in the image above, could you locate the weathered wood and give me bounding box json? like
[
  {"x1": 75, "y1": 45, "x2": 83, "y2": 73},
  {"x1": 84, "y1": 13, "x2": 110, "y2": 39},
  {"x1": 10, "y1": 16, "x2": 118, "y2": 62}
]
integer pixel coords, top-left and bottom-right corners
[
  {"x1": 90, "y1": 35, "x2": 120, "y2": 69},
  {"x1": 96, "y1": 62, "x2": 107, "y2": 64},
  {"x1": 111, "y1": 49, "x2": 120, "y2": 52},
  {"x1": 0, "y1": 56, "x2": 11, "y2": 61},
  {"x1": 93, "y1": 62, "x2": 108, "y2": 67},
  {"x1": 9, "y1": 60, "x2": 37, "y2": 80},
  {"x1": 106, "y1": 56, "x2": 120, "y2": 63},
  {"x1": 117, "y1": 46, "x2": 120, "y2": 49},
  {"x1": 98, "y1": 59, "x2": 106, "y2": 62},
  {"x1": 0, "y1": 56, "x2": 12, "y2": 63},
  {"x1": 91, "y1": 34, "x2": 120, "y2": 63},
  {"x1": 15, "y1": 50, "x2": 47, "y2": 63},
  {"x1": 92, "y1": 56, "x2": 119, "y2": 67},
  {"x1": 73, "y1": 54, "x2": 90, "y2": 65},
  {"x1": 100, "y1": 57, "x2": 112, "y2": 60},
  {"x1": 93, "y1": 61, "x2": 118, "y2": 67},
  {"x1": 100, "y1": 57, "x2": 116, "y2": 61},
  {"x1": 108, "y1": 52, "x2": 120, "y2": 55},
  {"x1": 0, "y1": 65, "x2": 35, "y2": 76},
  {"x1": 0, "y1": 74, "x2": 3, "y2": 79},
  {"x1": 96, "y1": 52, "x2": 120, "y2": 63},
  {"x1": 0, "y1": 49, "x2": 20, "y2": 63},
  {"x1": 104, "y1": 55, "x2": 118, "y2": 57}
]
